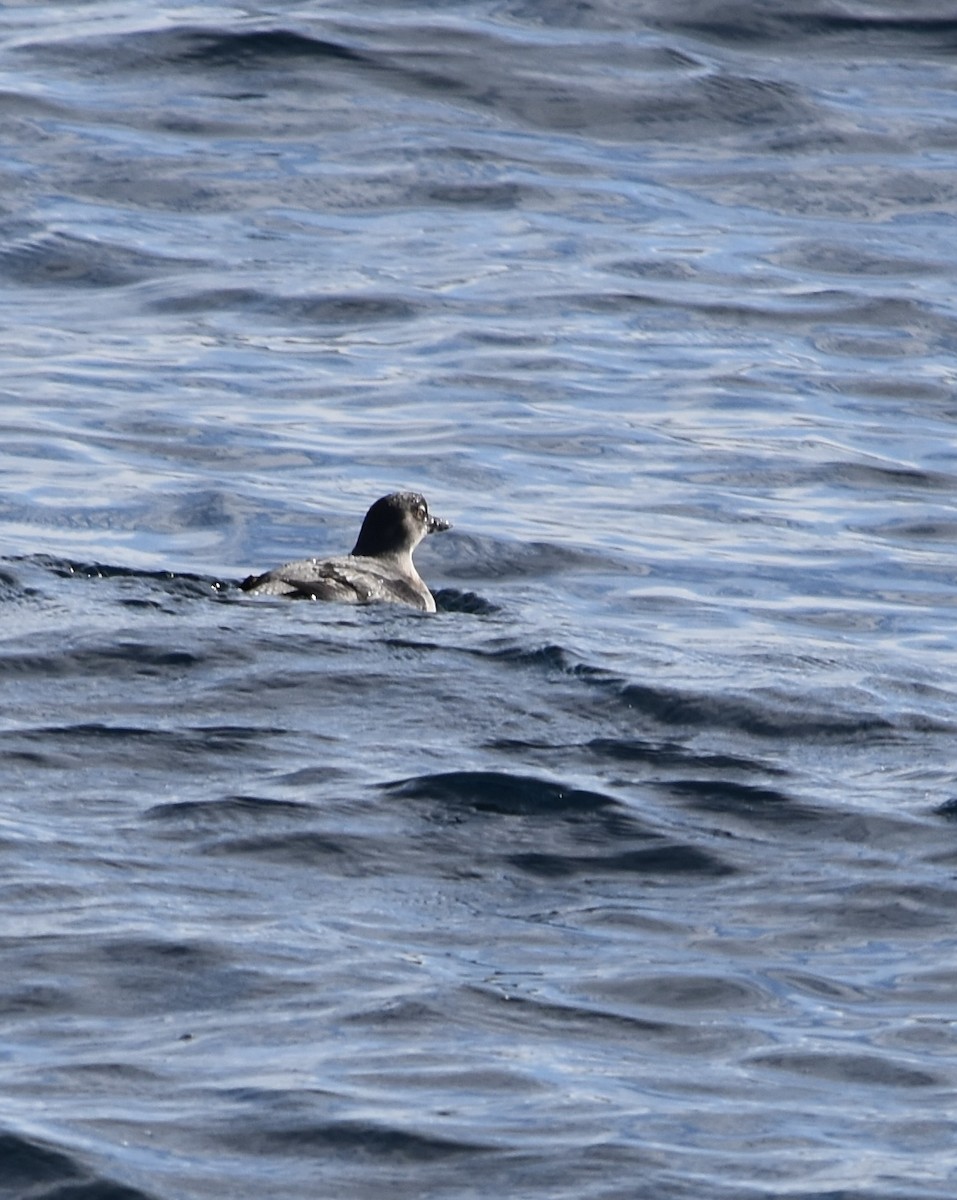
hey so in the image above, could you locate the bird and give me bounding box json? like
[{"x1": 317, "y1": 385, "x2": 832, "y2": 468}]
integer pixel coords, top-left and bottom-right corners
[{"x1": 240, "y1": 492, "x2": 451, "y2": 612}]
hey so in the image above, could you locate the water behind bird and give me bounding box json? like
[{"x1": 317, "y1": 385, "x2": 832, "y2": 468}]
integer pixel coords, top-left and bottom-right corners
[{"x1": 1, "y1": 2, "x2": 956, "y2": 1198}]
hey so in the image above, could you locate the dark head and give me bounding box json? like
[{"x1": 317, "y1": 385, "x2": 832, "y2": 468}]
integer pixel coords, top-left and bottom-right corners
[{"x1": 351, "y1": 492, "x2": 451, "y2": 558}]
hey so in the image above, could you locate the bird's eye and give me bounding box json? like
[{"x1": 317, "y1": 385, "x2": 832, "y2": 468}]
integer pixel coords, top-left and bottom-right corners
[{"x1": 417, "y1": 505, "x2": 426, "y2": 519}]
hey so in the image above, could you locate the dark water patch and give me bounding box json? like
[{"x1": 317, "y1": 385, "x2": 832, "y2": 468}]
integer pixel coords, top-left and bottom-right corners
[
  {"x1": 118, "y1": 596, "x2": 172, "y2": 612},
  {"x1": 18, "y1": 23, "x2": 375, "y2": 74},
  {"x1": 771, "y1": 970, "x2": 875, "y2": 1006},
  {"x1": 0, "y1": 1130, "x2": 158, "y2": 1200},
  {"x1": 82, "y1": 643, "x2": 203, "y2": 673},
  {"x1": 476, "y1": 642, "x2": 614, "y2": 681},
  {"x1": 750, "y1": 1050, "x2": 941, "y2": 1090},
  {"x1": 484, "y1": 642, "x2": 576, "y2": 673},
  {"x1": 824, "y1": 885, "x2": 957, "y2": 936},
  {"x1": 616, "y1": 681, "x2": 893, "y2": 740},
  {"x1": 0, "y1": 983, "x2": 72, "y2": 1016},
  {"x1": 602, "y1": 288, "x2": 957, "y2": 341},
  {"x1": 389, "y1": 38, "x2": 823, "y2": 145},
  {"x1": 63, "y1": 1060, "x2": 165, "y2": 1089},
  {"x1": 510, "y1": 842, "x2": 734, "y2": 879},
  {"x1": 274, "y1": 765, "x2": 352, "y2": 788},
  {"x1": 668, "y1": 779, "x2": 819, "y2": 825},
  {"x1": 820, "y1": 460, "x2": 957, "y2": 494},
  {"x1": 933, "y1": 797, "x2": 957, "y2": 821},
  {"x1": 582, "y1": 455, "x2": 955, "y2": 504},
  {"x1": 858, "y1": 518, "x2": 957, "y2": 544},
  {"x1": 146, "y1": 793, "x2": 315, "y2": 826},
  {"x1": 275, "y1": 295, "x2": 422, "y2": 328},
  {"x1": 417, "y1": 180, "x2": 524, "y2": 209},
  {"x1": 0, "y1": 878, "x2": 85, "y2": 911},
  {"x1": 656, "y1": 8, "x2": 957, "y2": 56},
  {"x1": 0, "y1": 565, "x2": 25, "y2": 591},
  {"x1": 676, "y1": 71, "x2": 814, "y2": 134},
  {"x1": 222, "y1": 1117, "x2": 493, "y2": 1160},
  {"x1": 379, "y1": 635, "x2": 459, "y2": 655},
  {"x1": 202, "y1": 830, "x2": 354, "y2": 868},
  {"x1": 776, "y1": 240, "x2": 947, "y2": 280},
  {"x1": 148, "y1": 286, "x2": 422, "y2": 327},
  {"x1": 606, "y1": 255, "x2": 701, "y2": 283},
  {"x1": 432, "y1": 587, "x2": 500, "y2": 615},
  {"x1": 698, "y1": 164, "x2": 957, "y2": 222},
  {"x1": 586, "y1": 736, "x2": 786, "y2": 775},
  {"x1": 467, "y1": 985, "x2": 673, "y2": 1040},
  {"x1": 589, "y1": 972, "x2": 770, "y2": 1013},
  {"x1": 468, "y1": 986, "x2": 754, "y2": 1065},
  {"x1": 88, "y1": 936, "x2": 225, "y2": 971},
  {"x1": 0, "y1": 231, "x2": 201, "y2": 289},
  {"x1": 230, "y1": 667, "x2": 406, "y2": 704},
  {"x1": 0, "y1": 748, "x2": 59, "y2": 770},
  {"x1": 488, "y1": 736, "x2": 788, "y2": 785},
  {"x1": 25, "y1": 555, "x2": 234, "y2": 598},
  {"x1": 10, "y1": 723, "x2": 282, "y2": 760},
  {"x1": 9, "y1": 935, "x2": 259, "y2": 1018},
  {"x1": 343, "y1": 997, "x2": 445, "y2": 1030},
  {"x1": 460, "y1": 985, "x2": 755, "y2": 1059},
  {"x1": 380, "y1": 771, "x2": 681, "y2": 873},
  {"x1": 831, "y1": 375, "x2": 955, "y2": 406},
  {"x1": 382, "y1": 770, "x2": 620, "y2": 818},
  {"x1": 0, "y1": 88, "x2": 66, "y2": 117},
  {"x1": 437, "y1": 535, "x2": 621, "y2": 582},
  {"x1": 147, "y1": 285, "x2": 264, "y2": 314},
  {"x1": 178, "y1": 28, "x2": 373, "y2": 69}
]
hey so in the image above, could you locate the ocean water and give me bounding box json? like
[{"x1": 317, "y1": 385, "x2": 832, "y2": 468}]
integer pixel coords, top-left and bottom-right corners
[{"x1": 1, "y1": 2, "x2": 957, "y2": 1197}]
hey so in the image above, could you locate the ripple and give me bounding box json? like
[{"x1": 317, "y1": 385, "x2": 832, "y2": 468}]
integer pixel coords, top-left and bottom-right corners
[
  {"x1": 0, "y1": 1131, "x2": 157, "y2": 1200},
  {"x1": 750, "y1": 1050, "x2": 941, "y2": 1089},
  {"x1": 509, "y1": 843, "x2": 734, "y2": 879},
  {"x1": 382, "y1": 770, "x2": 620, "y2": 816},
  {"x1": 0, "y1": 230, "x2": 200, "y2": 288}
]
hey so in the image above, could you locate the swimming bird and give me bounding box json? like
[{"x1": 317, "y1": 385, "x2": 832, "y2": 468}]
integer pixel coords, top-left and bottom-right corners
[{"x1": 240, "y1": 492, "x2": 451, "y2": 612}]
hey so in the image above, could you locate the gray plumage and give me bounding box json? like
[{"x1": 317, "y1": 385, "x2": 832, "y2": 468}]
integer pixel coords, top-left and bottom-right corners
[{"x1": 240, "y1": 492, "x2": 451, "y2": 612}]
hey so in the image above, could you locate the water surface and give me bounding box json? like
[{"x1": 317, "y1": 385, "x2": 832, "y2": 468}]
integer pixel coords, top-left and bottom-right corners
[{"x1": 1, "y1": 3, "x2": 956, "y2": 1197}]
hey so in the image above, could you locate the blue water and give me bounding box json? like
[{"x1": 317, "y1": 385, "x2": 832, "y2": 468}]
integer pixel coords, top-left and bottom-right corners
[{"x1": 2, "y1": 3, "x2": 957, "y2": 1198}]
